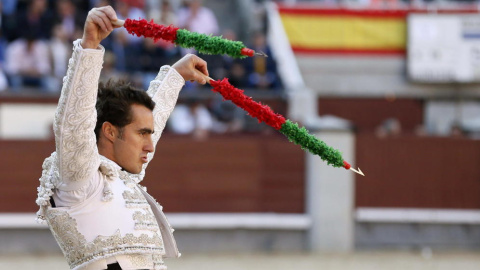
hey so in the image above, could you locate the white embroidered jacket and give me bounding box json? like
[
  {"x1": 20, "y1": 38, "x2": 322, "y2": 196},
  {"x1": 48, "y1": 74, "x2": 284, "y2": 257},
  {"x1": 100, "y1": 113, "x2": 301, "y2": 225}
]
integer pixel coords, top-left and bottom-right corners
[{"x1": 35, "y1": 40, "x2": 185, "y2": 270}]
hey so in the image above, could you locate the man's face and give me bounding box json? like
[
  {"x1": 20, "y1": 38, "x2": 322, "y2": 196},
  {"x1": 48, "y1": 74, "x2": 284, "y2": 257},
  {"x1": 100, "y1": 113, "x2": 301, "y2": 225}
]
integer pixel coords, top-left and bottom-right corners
[{"x1": 112, "y1": 104, "x2": 154, "y2": 174}]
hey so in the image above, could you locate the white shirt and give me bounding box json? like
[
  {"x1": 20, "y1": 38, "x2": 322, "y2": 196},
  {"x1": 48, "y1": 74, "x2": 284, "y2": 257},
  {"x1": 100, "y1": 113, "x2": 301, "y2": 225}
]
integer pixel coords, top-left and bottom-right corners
[
  {"x1": 169, "y1": 103, "x2": 213, "y2": 134},
  {"x1": 176, "y1": 6, "x2": 219, "y2": 35},
  {"x1": 5, "y1": 39, "x2": 51, "y2": 76}
]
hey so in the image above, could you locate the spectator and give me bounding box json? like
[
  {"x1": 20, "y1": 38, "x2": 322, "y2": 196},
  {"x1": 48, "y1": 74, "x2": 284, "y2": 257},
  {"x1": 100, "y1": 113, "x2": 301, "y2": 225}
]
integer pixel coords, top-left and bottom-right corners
[
  {"x1": 15, "y1": 0, "x2": 54, "y2": 40},
  {"x1": 176, "y1": 0, "x2": 218, "y2": 90},
  {"x1": 450, "y1": 122, "x2": 466, "y2": 138},
  {"x1": 219, "y1": 28, "x2": 238, "y2": 69},
  {"x1": 48, "y1": 24, "x2": 70, "y2": 92},
  {"x1": 99, "y1": 51, "x2": 124, "y2": 83},
  {"x1": 0, "y1": 31, "x2": 7, "y2": 92},
  {"x1": 168, "y1": 98, "x2": 213, "y2": 141},
  {"x1": 93, "y1": 0, "x2": 112, "y2": 8},
  {"x1": 55, "y1": 0, "x2": 86, "y2": 43},
  {"x1": 177, "y1": 0, "x2": 219, "y2": 35},
  {"x1": 209, "y1": 97, "x2": 245, "y2": 134},
  {"x1": 112, "y1": 0, "x2": 146, "y2": 72},
  {"x1": 5, "y1": 34, "x2": 53, "y2": 92},
  {"x1": 199, "y1": 28, "x2": 250, "y2": 89},
  {"x1": 139, "y1": 38, "x2": 178, "y2": 89},
  {"x1": 0, "y1": 37, "x2": 7, "y2": 92},
  {"x1": 226, "y1": 59, "x2": 248, "y2": 89},
  {"x1": 151, "y1": 0, "x2": 177, "y2": 27},
  {"x1": 89, "y1": 0, "x2": 108, "y2": 9},
  {"x1": 68, "y1": 0, "x2": 90, "y2": 13},
  {"x1": 244, "y1": 31, "x2": 281, "y2": 90},
  {"x1": 150, "y1": 0, "x2": 179, "y2": 54},
  {"x1": 375, "y1": 118, "x2": 402, "y2": 138},
  {"x1": 199, "y1": 28, "x2": 244, "y2": 82},
  {"x1": 0, "y1": 4, "x2": 10, "y2": 91},
  {"x1": 0, "y1": 67, "x2": 7, "y2": 92},
  {"x1": 177, "y1": 0, "x2": 219, "y2": 56},
  {"x1": 1, "y1": 0, "x2": 17, "y2": 16},
  {"x1": 159, "y1": 0, "x2": 176, "y2": 25},
  {"x1": 1, "y1": 0, "x2": 19, "y2": 41}
]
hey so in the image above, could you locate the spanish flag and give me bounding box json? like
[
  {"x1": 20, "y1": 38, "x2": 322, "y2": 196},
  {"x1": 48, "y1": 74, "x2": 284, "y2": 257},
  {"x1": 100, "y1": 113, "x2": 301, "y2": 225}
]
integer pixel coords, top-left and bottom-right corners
[{"x1": 278, "y1": 7, "x2": 407, "y2": 55}]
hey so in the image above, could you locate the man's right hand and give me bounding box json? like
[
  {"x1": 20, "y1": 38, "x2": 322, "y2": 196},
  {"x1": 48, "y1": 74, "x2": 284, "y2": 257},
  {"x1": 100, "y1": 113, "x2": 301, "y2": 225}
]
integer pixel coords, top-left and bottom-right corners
[
  {"x1": 172, "y1": 54, "x2": 209, "y2": 85},
  {"x1": 81, "y1": 6, "x2": 121, "y2": 49}
]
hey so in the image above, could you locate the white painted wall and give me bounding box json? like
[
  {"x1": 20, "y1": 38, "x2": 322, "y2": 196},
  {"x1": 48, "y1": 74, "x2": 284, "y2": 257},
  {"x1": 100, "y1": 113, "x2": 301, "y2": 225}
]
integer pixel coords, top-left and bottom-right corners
[
  {"x1": 306, "y1": 129, "x2": 355, "y2": 252},
  {"x1": 0, "y1": 104, "x2": 57, "y2": 139}
]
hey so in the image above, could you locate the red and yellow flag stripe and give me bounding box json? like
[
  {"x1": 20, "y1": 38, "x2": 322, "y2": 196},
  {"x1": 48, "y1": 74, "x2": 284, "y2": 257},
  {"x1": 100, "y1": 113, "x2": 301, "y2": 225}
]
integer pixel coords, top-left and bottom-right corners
[{"x1": 278, "y1": 6, "x2": 479, "y2": 55}]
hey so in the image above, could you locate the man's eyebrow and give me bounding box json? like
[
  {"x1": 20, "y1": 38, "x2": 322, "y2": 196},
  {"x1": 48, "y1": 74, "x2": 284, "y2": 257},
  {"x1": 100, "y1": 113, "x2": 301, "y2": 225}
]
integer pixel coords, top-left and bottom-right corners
[{"x1": 138, "y1": 128, "x2": 155, "y2": 134}]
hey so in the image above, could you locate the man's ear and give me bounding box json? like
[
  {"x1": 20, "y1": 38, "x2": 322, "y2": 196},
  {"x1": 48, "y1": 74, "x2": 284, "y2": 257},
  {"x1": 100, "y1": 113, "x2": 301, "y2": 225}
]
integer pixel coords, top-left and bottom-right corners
[{"x1": 101, "y1": 122, "x2": 117, "y2": 143}]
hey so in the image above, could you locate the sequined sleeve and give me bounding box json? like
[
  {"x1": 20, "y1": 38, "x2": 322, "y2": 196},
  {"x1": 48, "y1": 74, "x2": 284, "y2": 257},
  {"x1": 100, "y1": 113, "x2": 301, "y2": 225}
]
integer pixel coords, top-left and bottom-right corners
[{"x1": 53, "y1": 39, "x2": 104, "y2": 191}]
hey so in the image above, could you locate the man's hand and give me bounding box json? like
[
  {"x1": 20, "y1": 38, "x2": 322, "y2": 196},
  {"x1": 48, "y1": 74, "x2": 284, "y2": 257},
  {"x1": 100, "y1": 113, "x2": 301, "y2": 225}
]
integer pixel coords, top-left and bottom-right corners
[
  {"x1": 81, "y1": 6, "x2": 120, "y2": 49},
  {"x1": 172, "y1": 54, "x2": 209, "y2": 85}
]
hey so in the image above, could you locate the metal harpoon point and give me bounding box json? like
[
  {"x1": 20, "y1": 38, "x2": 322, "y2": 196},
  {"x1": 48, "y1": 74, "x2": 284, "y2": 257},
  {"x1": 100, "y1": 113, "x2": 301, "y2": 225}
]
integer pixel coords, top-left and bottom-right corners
[
  {"x1": 350, "y1": 167, "x2": 365, "y2": 176},
  {"x1": 255, "y1": 50, "x2": 268, "y2": 57}
]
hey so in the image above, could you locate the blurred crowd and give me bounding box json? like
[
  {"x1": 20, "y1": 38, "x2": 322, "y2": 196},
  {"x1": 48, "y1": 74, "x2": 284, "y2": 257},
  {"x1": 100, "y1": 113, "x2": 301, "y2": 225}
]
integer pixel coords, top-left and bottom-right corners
[
  {"x1": 0, "y1": 0, "x2": 282, "y2": 94},
  {"x1": 274, "y1": 0, "x2": 479, "y2": 8},
  {"x1": 0, "y1": 0, "x2": 283, "y2": 137}
]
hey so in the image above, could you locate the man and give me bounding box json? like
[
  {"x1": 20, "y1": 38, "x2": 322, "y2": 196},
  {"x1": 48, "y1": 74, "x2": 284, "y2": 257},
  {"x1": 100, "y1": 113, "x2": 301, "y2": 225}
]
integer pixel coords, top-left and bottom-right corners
[
  {"x1": 35, "y1": 6, "x2": 209, "y2": 270},
  {"x1": 5, "y1": 33, "x2": 52, "y2": 92}
]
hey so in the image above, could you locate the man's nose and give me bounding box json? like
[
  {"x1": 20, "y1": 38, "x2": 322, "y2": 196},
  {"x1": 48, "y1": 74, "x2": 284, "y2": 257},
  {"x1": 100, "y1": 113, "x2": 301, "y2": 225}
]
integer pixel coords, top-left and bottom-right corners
[{"x1": 144, "y1": 136, "x2": 154, "y2": 153}]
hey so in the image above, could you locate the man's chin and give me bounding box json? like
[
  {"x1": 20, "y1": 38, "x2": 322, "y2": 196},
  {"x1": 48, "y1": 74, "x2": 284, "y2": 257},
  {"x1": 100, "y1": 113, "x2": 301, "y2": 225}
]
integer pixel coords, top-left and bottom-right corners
[{"x1": 121, "y1": 167, "x2": 142, "y2": 175}]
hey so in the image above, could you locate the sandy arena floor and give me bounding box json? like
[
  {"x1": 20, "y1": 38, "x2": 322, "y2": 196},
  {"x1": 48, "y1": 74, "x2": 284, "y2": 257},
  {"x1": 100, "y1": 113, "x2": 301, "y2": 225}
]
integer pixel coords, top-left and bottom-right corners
[{"x1": 1, "y1": 251, "x2": 480, "y2": 270}]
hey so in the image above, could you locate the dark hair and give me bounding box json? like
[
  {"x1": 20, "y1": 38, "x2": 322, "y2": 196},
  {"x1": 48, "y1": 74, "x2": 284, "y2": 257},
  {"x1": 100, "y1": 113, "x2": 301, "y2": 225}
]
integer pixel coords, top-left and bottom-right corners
[{"x1": 95, "y1": 79, "x2": 155, "y2": 141}]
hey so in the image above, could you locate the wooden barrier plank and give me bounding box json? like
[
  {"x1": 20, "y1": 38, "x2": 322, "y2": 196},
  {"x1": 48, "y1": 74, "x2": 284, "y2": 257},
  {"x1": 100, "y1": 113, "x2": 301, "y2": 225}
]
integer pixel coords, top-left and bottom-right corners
[
  {"x1": 356, "y1": 134, "x2": 480, "y2": 209},
  {"x1": 1, "y1": 135, "x2": 305, "y2": 213}
]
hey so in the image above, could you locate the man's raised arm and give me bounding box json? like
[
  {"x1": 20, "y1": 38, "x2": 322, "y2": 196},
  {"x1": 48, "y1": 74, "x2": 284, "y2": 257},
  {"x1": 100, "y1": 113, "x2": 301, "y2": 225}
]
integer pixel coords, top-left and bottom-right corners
[
  {"x1": 135, "y1": 54, "x2": 209, "y2": 180},
  {"x1": 53, "y1": 6, "x2": 120, "y2": 191}
]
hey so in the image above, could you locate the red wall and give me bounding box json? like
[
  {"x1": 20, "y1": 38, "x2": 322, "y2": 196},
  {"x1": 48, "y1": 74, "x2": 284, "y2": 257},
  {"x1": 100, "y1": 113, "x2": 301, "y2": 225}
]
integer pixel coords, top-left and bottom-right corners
[
  {"x1": 0, "y1": 134, "x2": 305, "y2": 213},
  {"x1": 356, "y1": 134, "x2": 480, "y2": 209}
]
